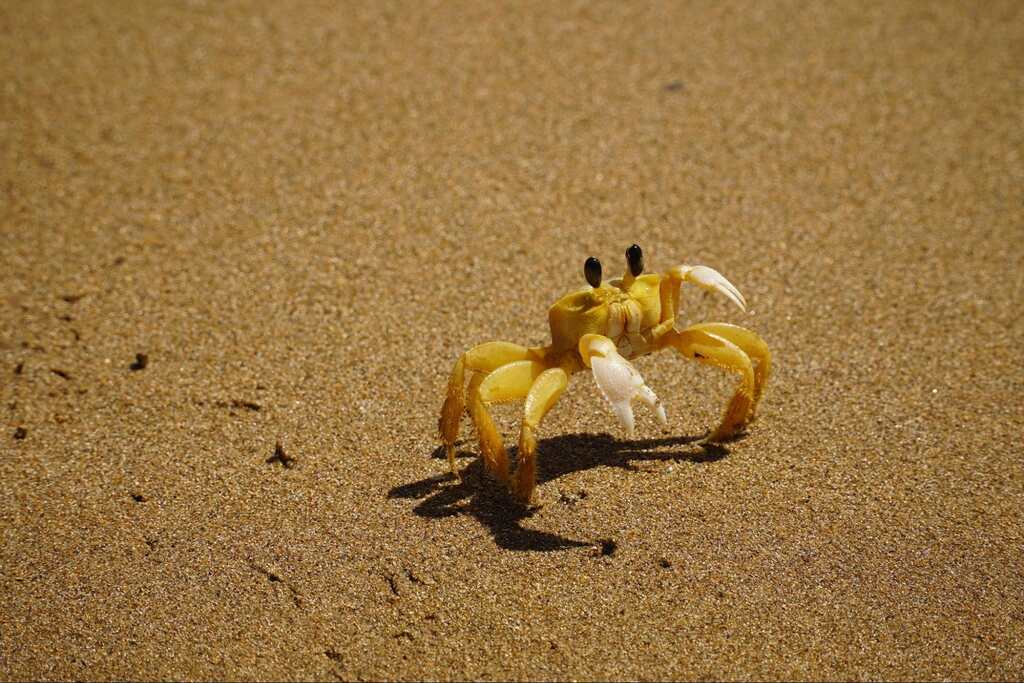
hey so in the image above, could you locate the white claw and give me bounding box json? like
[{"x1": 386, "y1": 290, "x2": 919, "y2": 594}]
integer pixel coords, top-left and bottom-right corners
[
  {"x1": 677, "y1": 265, "x2": 748, "y2": 312},
  {"x1": 636, "y1": 385, "x2": 668, "y2": 428},
  {"x1": 610, "y1": 399, "x2": 636, "y2": 439},
  {"x1": 589, "y1": 347, "x2": 667, "y2": 438}
]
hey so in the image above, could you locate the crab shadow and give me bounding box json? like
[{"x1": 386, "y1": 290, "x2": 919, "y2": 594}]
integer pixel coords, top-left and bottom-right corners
[{"x1": 387, "y1": 432, "x2": 731, "y2": 552}]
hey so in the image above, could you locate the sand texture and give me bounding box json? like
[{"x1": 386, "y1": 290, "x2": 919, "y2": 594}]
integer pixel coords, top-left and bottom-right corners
[{"x1": 2, "y1": 1, "x2": 1023, "y2": 680}]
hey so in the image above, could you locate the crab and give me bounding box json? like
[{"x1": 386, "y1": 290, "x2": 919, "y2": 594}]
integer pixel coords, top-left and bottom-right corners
[{"x1": 439, "y1": 244, "x2": 771, "y2": 504}]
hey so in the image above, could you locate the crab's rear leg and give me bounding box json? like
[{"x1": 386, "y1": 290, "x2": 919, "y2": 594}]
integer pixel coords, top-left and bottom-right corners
[
  {"x1": 687, "y1": 322, "x2": 771, "y2": 412},
  {"x1": 660, "y1": 326, "x2": 758, "y2": 442},
  {"x1": 439, "y1": 341, "x2": 532, "y2": 476},
  {"x1": 514, "y1": 367, "x2": 570, "y2": 505}
]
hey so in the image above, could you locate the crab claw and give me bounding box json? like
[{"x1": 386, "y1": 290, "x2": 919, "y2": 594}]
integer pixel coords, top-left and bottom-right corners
[
  {"x1": 672, "y1": 265, "x2": 747, "y2": 312},
  {"x1": 580, "y1": 335, "x2": 668, "y2": 438}
]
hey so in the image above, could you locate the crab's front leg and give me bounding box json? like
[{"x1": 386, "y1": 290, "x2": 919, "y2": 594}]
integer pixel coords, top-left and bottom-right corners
[
  {"x1": 579, "y1": 334, "x2": 667, "y2": 438},
  {"x1": 470, "y1": 359, "x2": 550, "y2": 484},
  {"x1": 660, "y1": 265, "x2": 747, "y2": 323},
  {"x1": 439, "y1": 341, "x2": 534, "y2": 479},
  {"x1": 513, "y1": 366, "x2": 570, "y2": 505}
]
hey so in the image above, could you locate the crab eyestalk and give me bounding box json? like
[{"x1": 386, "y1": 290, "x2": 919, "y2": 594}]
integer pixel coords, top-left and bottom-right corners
[
  {"x1": 584, "y1": 256, "x2": 602, "y2": 288},
  {"x1": 623, "y1": 243, "x2": 643, "y2": 287}
]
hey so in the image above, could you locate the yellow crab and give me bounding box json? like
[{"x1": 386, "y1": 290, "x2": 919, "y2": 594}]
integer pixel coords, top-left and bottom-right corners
[{"x1": 439, "y1": 244, "x2": 771, "y2": 504}]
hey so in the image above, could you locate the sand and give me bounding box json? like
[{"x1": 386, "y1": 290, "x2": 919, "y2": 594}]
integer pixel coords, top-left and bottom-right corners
[{"x1": 2, "y1": 1, "x2": 1022, "y2": 680}]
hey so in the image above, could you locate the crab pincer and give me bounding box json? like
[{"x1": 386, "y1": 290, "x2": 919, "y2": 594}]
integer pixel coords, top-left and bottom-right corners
[{"x1": 579, "y1": 334, "x2": 667, "y2": 438}]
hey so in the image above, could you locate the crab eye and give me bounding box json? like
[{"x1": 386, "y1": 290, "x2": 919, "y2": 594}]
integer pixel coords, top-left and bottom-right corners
[
  {"x1": 626, "y1": 244, "x2": 644, "y2": 276},
  {"x1": 584, "y1": 257, "x2": 602, "y2": 288}
]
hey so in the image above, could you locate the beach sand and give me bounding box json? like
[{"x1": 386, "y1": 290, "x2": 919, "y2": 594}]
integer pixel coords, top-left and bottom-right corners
[{"x1": 2, "y1": 1, "x2": 1022, "y2": 679}]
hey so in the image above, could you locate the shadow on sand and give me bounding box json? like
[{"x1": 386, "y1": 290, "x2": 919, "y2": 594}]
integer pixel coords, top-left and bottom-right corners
[{"x1": 388, "y1": 432, "x2": 731, "y2": 552}]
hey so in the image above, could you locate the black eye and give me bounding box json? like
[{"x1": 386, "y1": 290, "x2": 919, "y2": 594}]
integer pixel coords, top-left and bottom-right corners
[
  {"x1": 584, "y1": 257, "x2": 602, "y2": 288},
  {"x1": 626, "y1": 244, "x2": 644, "y2": 276}
]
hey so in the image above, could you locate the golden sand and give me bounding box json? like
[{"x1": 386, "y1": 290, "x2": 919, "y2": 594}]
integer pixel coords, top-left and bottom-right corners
[{"x1": 2, "y1": 1, "x2": 1022, "y2": 679}]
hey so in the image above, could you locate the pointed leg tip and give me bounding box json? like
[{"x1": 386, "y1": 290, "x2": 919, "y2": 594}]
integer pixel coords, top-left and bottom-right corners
[
  {"x1": 707, "y1": 423, "x2": 749, "y2": 443},
  {"x1": 511, "y1": 484, "x2": 539, "y2": 508},
  {"x1": 516, "y1": 488, "x2": 540, "y2": 507},
  {"x1": 705, "y1": 428, "x2": 731, "y2": 443}
]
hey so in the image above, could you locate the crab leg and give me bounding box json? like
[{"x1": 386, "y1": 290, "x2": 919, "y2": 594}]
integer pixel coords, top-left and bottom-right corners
[
  {"x1": 472, "y1": 360, "x2": 547, "y2": 484},
  {"x1": 439, "y1": 341, "x2": 532, "y2": 476},
  {"x1": 686, "y1": 322, "x2": 771, "y2": 411},
  {"x1": 579, "y1": 334, "x2": 668, "y2": 439},
  {"x1": 514, "y1": 367, "x2": 570, "y2": 505},
  {"x1": 660, "y1": 326, "x2": 756, "y2": 442}
]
